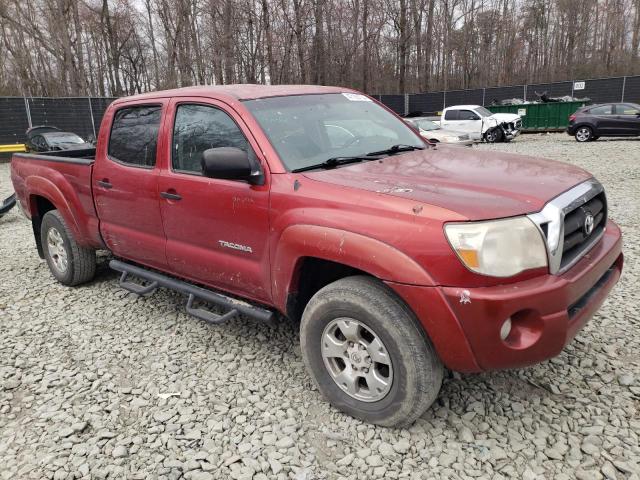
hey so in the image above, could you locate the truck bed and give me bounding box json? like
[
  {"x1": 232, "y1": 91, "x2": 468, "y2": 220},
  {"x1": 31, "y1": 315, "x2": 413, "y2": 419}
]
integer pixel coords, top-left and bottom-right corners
[
  {"x1": 10, "y1": 147, "x2": 103, "y2": 250},
  {"x1": 12, "y1": 147, "x2": 96, "y2": 164}
]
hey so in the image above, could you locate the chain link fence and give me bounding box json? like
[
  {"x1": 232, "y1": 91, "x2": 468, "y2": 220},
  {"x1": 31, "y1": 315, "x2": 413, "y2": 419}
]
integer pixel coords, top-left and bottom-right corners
[
  {"x1": 0, "y1": 96, "x2": 117, "y2": 144},
  {"x1": 1, "y1": 75, "x2": 639, "y2": 144},
  {"x1": 374, "y1": 75, "x2": 640, "y2": 115}
]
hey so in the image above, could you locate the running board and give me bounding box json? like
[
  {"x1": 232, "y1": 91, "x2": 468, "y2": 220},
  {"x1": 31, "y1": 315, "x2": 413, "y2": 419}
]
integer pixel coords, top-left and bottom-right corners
[{"x1": 110, "y1": 260, "x2": 276, "y2": 326}]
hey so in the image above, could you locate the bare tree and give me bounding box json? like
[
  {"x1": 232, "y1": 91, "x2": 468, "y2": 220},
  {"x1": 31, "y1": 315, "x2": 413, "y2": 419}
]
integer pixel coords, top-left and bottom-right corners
[{"x1": 0, "y1": 0, "x2": 638, "y2": 97}]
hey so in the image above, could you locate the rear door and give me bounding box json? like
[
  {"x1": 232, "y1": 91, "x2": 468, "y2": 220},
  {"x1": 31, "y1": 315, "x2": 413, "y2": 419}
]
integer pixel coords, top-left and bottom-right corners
[
  {"x1": 157, "y1": 98, "x2": 271, "y2": 302},
  {"x1": 586, "y1": 104, "x2": 615, "y2": 134},
  {"x1": 613, "y1": 104, "x2": 640, "y2": 135},
  {"x1": 441, "y1": 109, "x2": 458, "y2": 129},
  {"x1": 449, "y1": 109, "x2": 481, "y2": 134},
  {"x1": 93, "y1": 102, "x2": 168, "y2": 270}
]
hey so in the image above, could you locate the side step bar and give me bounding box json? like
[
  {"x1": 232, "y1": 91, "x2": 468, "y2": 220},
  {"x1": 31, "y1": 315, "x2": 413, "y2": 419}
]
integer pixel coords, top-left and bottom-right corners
[
  {"x1": 109, "y1": 260, "x2": 276, "y2": 326},
  {"x1": 0, "y1": 193, "x2": 16, "y2": 218}
]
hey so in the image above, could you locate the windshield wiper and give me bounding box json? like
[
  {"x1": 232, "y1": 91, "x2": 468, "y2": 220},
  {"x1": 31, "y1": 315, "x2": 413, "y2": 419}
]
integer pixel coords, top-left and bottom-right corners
[
  {"x1": 364, "y1": 144, "x2": 425, "y2": 157},
  {"x1": 291, "y1": 155, "x2": 381, "y2": 173}
]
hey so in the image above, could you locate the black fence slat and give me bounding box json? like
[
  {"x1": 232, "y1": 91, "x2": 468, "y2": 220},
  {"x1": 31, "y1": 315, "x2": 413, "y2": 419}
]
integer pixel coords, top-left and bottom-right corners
[
  {"x1": 408, "y1": 92, "x2": 444, "y2": 115},
  {"x1": 624, "y1": 76, "x2": 640, "y2": 103},
  {"x1": 0, "y1": 98, "x2": 30, "y2": 144},
  {"x1": 444, "y1": 89, "x2": 485, "y2": 108},
  {"x1": 576, "y1": 77, "x2": 625, "y2": 104},
  {"x1": 379, "y1": 94, "x2": 405, "y2": 115}
]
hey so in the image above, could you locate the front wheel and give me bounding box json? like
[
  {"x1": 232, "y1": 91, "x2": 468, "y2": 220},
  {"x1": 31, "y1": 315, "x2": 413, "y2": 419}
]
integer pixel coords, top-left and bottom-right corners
[
  {"x1": 41, "y1": 210, "x2": 96, "y2": 286},
  {"x1": 575, "y1": 126, "x2": 594, "y2": 142},
  {"x1": 300, "y1": 276, "x2": 443, "y2": 427},
  {"x1": 484, "y1": 128, "x2": 503, "y2": 143}
]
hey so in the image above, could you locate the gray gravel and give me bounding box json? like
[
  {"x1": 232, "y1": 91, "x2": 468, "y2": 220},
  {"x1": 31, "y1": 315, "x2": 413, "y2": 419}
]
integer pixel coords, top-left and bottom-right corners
[{"x1": 1, "y1": 133, "x2": 639, "y2": 479}]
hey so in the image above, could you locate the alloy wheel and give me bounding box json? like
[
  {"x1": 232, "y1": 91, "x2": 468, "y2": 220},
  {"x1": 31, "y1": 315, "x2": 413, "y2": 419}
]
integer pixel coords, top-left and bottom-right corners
[{"x1": 321, "y1": 318, "x2": 393, "y2": 402}]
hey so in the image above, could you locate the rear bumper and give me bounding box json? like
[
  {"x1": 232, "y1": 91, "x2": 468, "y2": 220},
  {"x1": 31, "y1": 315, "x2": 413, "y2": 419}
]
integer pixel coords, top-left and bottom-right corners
[
  {"x1": 387, "y1": 220, "x2": 623, "y2": 372},
  {"x1": 566, "y1": 125, "x2": 577, "y2": 135}
]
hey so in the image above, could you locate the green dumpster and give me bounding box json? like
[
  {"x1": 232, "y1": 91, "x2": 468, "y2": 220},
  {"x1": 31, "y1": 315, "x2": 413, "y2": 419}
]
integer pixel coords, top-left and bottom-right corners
[{"x1": 487, "y1": 101, "x2": 588, "y2": 131}]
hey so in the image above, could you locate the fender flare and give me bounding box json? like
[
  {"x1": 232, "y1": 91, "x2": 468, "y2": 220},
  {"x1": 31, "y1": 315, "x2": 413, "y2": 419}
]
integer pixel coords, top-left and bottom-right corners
[
  {"x1": 26, "y1": 175, "x2": 86, "y2": 244},
  {"x1": 271, "y1": 224, "x2": 435, "y2": 311}
]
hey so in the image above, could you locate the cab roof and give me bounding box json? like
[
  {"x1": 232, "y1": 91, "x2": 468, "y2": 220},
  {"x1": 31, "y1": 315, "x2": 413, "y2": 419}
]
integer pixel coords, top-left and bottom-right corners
[{"x1": 113, "y1": 84, "x2": 353, "y2": 104}]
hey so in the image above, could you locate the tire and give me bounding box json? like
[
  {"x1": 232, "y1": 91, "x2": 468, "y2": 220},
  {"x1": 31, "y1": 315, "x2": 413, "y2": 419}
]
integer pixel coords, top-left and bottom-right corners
[
  {"x1": 575, "y1": 126, "x2": 593, "y2": 142},
  {"x1": 484, "y1": 128, "x2": 503, "y2": 143},
  {"x1": 300, "y1": 276, "x2": 443, "y2": 427},
  {"x1": 41, "y1": 210, "x2": 96, "y2": 286}
]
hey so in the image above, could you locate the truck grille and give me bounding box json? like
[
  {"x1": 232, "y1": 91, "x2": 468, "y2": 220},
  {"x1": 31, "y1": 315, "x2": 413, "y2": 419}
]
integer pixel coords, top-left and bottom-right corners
[
  {"x1": 528, "y1": 179, "x2": 606, "y2": 274},
  {"x1": 559, "y1": 193, "x2": 606, "y2": 270}
]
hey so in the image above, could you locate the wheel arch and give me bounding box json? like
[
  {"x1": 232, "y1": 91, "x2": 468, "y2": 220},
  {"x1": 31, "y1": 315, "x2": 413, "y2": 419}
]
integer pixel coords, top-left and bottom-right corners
[
  {"x1": 29, "y1": 194, "x2": 58, "y2": 258},
  {"x1": 272, "y1": 224, "x2": 435, "y2": 321},
  {"x1": 25, "y1": 175, "x2": 102, "y2": 254}
]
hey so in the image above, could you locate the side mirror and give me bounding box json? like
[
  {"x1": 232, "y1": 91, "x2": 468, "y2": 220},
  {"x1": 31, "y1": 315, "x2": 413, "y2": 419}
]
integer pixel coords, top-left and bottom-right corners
[{"x1": 201, "y1": 147, "x2": 263, "y2": 185}]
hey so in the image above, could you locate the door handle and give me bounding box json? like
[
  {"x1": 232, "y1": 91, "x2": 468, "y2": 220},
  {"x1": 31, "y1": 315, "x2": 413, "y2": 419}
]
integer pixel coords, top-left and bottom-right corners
[
  {"x1": 97, "y1": 179, "x2": 112, "y2": 189},
  {"x1": 160, "y1": 191, "x2": 182, "y2": 201}
]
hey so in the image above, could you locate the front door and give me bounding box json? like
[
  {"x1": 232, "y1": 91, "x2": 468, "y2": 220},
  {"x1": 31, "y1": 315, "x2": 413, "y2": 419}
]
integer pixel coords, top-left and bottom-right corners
[
  {"x1": 93, "y1": 102, "x2": 168, "y2": 269},
  {"x1": 614, "y1": 103, "x2": 640, "y2": 135},
  {"x1": 157, "y1": 99, "x2": 271, "y2": 303}
]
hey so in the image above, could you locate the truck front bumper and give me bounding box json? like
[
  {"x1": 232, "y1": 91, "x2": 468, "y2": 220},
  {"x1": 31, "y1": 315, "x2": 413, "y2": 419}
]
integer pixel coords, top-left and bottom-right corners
[{"x1": 387, "y1": 220, "x2": 623, "y2": 372}]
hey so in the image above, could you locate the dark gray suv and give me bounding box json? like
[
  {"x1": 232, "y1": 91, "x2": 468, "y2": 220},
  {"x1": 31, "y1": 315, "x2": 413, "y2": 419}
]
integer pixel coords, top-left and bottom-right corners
[{"x1": 567, "y1": 103, "x2": 640, "y2": 142}]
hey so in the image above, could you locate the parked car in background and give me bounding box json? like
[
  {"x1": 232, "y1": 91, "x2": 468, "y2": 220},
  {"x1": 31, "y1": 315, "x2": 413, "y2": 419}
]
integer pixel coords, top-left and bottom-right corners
[
  {"x1": 26, "y1": 126, "x2": 93, "y2": 152},
  {"x1": 404, "y1": 117, "x2": 474, "y2": 146},
  {"x1": 567, "y1": 103, "x2": 640, "y2": 142},
  {"x1": 440, "y1": 105, "x2": 522, "y2": 143}
]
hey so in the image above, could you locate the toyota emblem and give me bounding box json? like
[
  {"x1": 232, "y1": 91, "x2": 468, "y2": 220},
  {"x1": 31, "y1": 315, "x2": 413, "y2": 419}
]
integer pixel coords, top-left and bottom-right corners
[{"x1": 584, "y1": 213, "x2": 594, "y2": 236}]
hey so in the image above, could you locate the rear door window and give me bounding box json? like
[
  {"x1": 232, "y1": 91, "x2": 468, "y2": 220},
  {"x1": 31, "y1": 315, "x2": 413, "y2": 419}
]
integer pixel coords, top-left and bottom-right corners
[
  {"x1": 108, "y1": 105, "x2": 162, "y2": 167},
  {"x1": 444, "y1": 110, "x2": 459, "y2": 120},
  {"x1": 588, "y1": 105, "x2": 612, "y2": 115}
]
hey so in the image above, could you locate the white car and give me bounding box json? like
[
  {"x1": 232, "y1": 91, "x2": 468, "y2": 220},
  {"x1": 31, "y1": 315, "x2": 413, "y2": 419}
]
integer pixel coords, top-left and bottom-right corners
[
  {"x1": 404, "y1": 117, "x2": 474, "y2": 146},
  {"x1": 440, "y1": 105, "x2": 522, "y2": 143}
]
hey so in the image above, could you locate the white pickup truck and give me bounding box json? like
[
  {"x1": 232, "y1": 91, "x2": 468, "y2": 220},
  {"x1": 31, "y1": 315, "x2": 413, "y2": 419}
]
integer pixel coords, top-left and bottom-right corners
[{"x1": 439, "y1": 105, "x2": 522, "y2": 143}]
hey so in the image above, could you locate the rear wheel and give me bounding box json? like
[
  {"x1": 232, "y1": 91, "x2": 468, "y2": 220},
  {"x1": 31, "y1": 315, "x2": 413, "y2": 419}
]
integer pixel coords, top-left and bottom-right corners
[
  {"x1": 300, "y1": 276, "x2": 443, "y2": 427},
  {"x1": 575, "y1": 126, "x2": 594, "y2": 142},
  {"x1": 41, "y1": 210, "x2": 96, "y2": 286}
]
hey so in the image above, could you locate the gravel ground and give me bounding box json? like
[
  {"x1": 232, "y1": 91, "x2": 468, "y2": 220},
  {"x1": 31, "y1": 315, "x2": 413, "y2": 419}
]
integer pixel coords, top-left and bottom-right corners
[{"x1": 0, "y1": 133, "x2": 639, "y2": 480}]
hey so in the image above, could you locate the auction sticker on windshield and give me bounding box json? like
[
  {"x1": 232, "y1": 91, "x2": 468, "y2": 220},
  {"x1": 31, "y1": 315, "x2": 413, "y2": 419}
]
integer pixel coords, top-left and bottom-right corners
[{"x1": 342, "y1": 93, "x2": 371, "y2": 102}]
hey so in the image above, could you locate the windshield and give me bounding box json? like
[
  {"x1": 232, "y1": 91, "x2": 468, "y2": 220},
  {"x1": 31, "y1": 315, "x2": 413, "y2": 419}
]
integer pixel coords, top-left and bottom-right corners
[
  {"x1": 412, "y1": 119, "x2": 440, "y2": 131},
  {"x1": 43, "y1": 132, "x2": 85, "y2": 146},
  {"x1": 475, "y1": 107, "x2": 493, "y2": 117},
  {"x1": 244, "y1": 93, "x2": 424, "y2": 171}
]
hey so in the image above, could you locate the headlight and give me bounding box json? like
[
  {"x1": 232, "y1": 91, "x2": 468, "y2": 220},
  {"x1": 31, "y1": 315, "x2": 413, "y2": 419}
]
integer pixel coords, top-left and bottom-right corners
[{"x1": 444, "y1": 217, "x2": 548, "y2": 277}]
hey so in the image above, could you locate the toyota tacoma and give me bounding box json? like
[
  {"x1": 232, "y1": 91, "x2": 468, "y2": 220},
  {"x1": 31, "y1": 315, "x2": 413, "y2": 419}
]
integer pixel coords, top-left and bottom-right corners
[{"x1": 10, "y1": 85, "x2": 623, "y2": 427}]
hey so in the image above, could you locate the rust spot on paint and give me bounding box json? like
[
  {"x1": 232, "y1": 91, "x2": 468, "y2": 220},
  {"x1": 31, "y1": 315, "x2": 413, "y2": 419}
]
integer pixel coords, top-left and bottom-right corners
[
  {"x1": 294, "y1": 179, "x2": 301, "y2": 191},
  {"x1": 412, "y1": 205, "x2": 423, "y2": 215}
]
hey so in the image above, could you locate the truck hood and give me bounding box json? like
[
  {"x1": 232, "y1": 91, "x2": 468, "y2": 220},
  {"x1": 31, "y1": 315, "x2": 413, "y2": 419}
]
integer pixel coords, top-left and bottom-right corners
[{"x1": 302, "y1": 146, "x2": 592, "y2": 220}]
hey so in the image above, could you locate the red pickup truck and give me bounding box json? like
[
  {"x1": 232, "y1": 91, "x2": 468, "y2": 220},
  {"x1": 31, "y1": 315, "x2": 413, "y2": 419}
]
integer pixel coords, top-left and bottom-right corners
[{"x1": 10, "y1": 85, "x2": 623, "y2": 427}]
